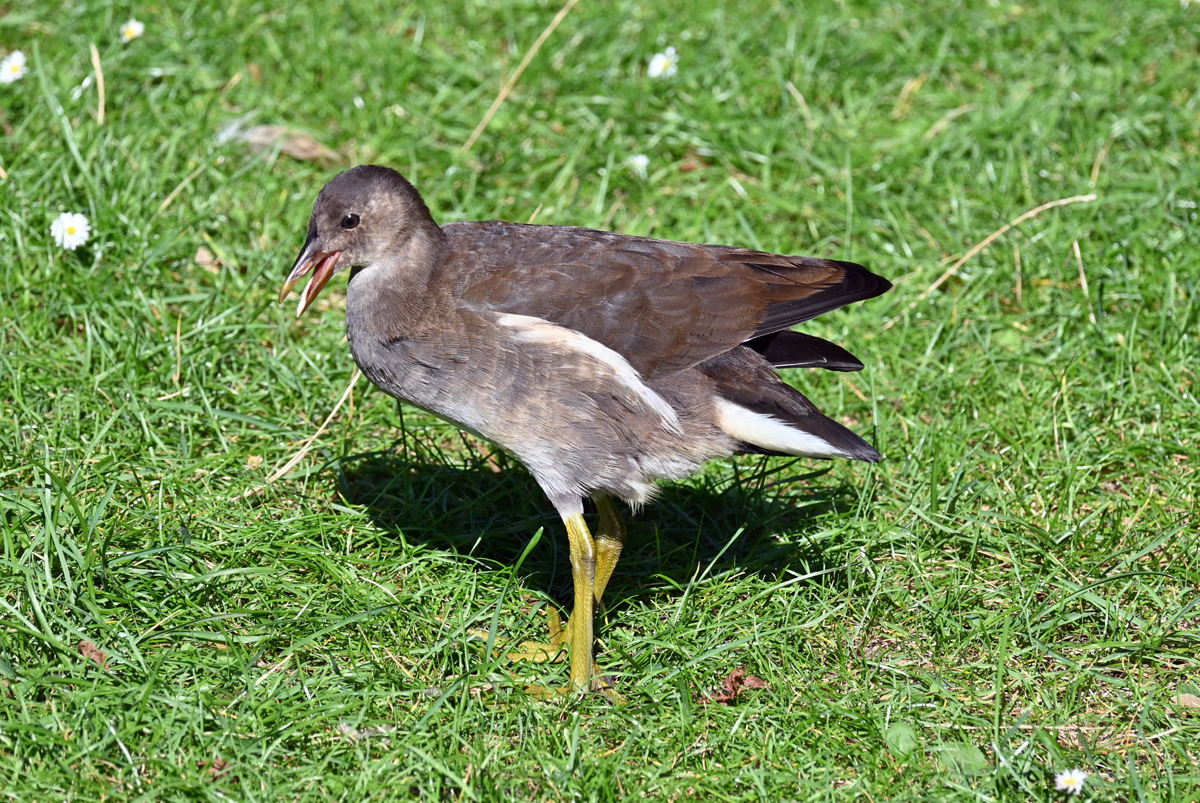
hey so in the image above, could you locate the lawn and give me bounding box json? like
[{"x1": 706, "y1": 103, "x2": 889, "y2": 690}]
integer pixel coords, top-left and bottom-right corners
[{"x1": 2, "y1": 0, "x2": 1198, "y2": 800}]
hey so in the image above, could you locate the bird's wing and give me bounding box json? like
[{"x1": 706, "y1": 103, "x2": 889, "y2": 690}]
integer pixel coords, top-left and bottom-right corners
[{"x1": 444, "y1": 221, "x2": 890, "y2": 378}]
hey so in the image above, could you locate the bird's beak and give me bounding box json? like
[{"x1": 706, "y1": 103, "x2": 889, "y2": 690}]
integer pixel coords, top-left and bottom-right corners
[{"x1": 280, "y1": 244, "x2": 342, "y2": 318}]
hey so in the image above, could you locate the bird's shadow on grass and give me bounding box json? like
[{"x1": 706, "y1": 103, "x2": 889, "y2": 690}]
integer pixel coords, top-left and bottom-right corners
[{"x1": 337, "y1": 437, "x2": 860, "y2": 613}]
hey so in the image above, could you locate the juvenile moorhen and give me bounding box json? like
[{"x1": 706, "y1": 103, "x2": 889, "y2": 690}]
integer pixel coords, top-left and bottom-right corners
[{"x1": 280, "y1": 165, "x2": 891, "y2": 694}]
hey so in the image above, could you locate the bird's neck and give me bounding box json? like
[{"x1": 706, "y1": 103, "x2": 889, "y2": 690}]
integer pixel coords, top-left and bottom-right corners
[{"x1": 346, "y1": 223, "x2": 450, "y2": 345}]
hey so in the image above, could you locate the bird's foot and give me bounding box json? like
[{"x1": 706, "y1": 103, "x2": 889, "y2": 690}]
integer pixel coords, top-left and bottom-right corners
[
  {"x1": 503, "y1": 608, "x2": 568, "y2": 662},
  {"x1": 520, "y1": 675, "x2": 623, "y2": 702},
  {"x1": 504, "y1": 609, "x2": 623, "y2": 700},
  {"x1": 586, "y1": 672, "x2": 625, "y2": 703},
  {"x1": 447, "y1": 609, "x2": 566, "y2": 661},
  {"x1": 507, "y1": 651, "x2": 622, "y2": 700},
  {"x1": 504, "y1": 642, "x2": 567, "y2": 662}
]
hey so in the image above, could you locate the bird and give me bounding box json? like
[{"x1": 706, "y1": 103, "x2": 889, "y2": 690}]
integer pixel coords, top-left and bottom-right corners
[{"x1": 279, "y1": 164, "x2": 891, "y2": 695}]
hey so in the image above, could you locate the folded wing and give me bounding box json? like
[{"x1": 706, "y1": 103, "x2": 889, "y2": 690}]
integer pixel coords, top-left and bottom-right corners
[{"x1": 445, "y1": 222, "x2": 891, "y2": 379}]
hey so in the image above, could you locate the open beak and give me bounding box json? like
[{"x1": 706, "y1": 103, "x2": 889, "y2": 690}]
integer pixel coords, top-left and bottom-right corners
[{"x1": 280, "y1": 245, "x2": 342, "y2": 318}]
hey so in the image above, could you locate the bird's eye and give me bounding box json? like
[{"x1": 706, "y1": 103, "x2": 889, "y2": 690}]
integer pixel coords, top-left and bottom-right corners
[{"x1": 341, "y1": 213, "x2": 361, "y2": 229}]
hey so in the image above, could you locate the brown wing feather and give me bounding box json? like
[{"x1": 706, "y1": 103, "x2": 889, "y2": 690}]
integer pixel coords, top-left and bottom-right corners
[{"x1": 444, "y1": 221, "x2": 890, "y2": 377}]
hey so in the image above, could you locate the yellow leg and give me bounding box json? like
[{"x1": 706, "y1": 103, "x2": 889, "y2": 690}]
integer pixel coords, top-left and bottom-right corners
[
  {"x1": 506, "y1": 498, "x2": 628, "y2": 697},
  {"x1": 591, "y1": 495, "x2": 627, "y2": 608},
  {"x1": 532, "y1": 496, "x2": 627, "y2": 654},
  {"x1": 564, "y1": 512, "x2": 596, "y2": 690}
]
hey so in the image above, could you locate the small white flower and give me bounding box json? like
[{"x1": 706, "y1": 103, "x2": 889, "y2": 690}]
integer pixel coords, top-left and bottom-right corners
[
  {"x1": 0, "y1": 50, "x2": 28, "y2": 84},
  {"x1": 50, "y1": 212, "x2": 92, "y2": 251},
  {"x1": 121, "y1": 19, "x2": 145, "y2": 42},
  {"x1": 1054, "y1": 769, "x2": 1088, "y2": 796},
  {"x1": 647, "y1": 46, "x2": 678, "y2": 79},
  {"x1": 628, "y1": 153, "x2": 649, "y2": 179}
]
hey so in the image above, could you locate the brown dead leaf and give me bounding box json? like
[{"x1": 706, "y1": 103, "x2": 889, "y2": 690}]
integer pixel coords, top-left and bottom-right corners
[
  {"x1": 699, "y1": 667, "x2": 769, "y2": 705},
  {"x1": 246, "y1": 454, "x2": 263, "y2": 470},
  {"x1": 194, "y1": 246, "x2": 220, "y2": 274},
  {"x1": 198, "y1": 757, "x2": 236, "y2": 782},
  {"x1": 1175, "y1": 693, "x2": 1200, "y2": 709},
  {"x1": 77, "y1": 640, "x2": 108, "y2": 670},
  {"x1": 237, "y1": 125, "x2": 341, "y2": 167},
  {"x1": 679, "y1": 151, "x2": 709, "y2": 173}
]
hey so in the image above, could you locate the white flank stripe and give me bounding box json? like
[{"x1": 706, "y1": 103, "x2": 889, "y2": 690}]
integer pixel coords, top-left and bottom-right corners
[
  {"x1": 496, "y1": 313, "x2": 683, "y2": 434},
  {"x1": 714, "y1": 398, "x2": 844, "y2": 458}
]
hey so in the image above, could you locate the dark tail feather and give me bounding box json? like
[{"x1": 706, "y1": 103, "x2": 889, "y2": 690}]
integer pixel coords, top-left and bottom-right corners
[{"x1": 746, "y1": 330, "x2": 865, "y2": 371}]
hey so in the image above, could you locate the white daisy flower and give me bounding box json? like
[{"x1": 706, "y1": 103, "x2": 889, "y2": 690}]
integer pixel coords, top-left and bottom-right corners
[
  {"x1": 50, "y1": 212, "x2": 92, "y2": 251},
  {"x1": 121, "y1": 19, "x2": 145, "y2": 42},
  {"x1": 647, "y1": 46, "x2": 678, "y2": 79},
  {"x1": 0, "y1": 50, "x2": 28, "y2": 84},
  {"x1": 1054, "y1": 768, "x2": 1088, "y2": 796},
  {"x1": 628, "y1": 153, "x2": 649, "y2": 179}
]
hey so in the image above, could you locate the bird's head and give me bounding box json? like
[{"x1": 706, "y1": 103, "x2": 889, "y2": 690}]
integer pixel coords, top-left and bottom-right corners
[{"x1": 280, "y1": 165, "x2": 438, "y2": 317}]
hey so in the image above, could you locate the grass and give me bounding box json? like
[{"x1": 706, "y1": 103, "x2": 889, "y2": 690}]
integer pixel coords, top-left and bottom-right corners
[{"x1": 2, "y1": 0, "x2": 1198, "y2": 799}]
